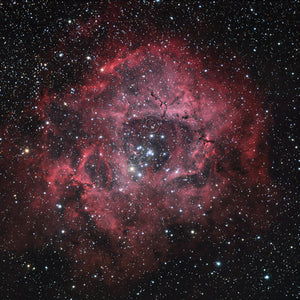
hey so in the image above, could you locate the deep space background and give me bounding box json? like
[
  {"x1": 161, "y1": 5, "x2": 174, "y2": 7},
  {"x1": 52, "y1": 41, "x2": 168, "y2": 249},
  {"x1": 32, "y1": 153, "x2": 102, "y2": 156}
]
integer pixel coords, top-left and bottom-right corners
[{"x1": 0, "y1": 1, "x2": 299, "y2": 299}]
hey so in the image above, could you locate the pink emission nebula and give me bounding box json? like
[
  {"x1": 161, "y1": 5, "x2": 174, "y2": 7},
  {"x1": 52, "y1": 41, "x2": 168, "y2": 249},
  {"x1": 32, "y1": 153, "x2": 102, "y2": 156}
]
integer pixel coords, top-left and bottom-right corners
[{"x1": 1, "y1": 13, "x2": 276, "y2": 291}]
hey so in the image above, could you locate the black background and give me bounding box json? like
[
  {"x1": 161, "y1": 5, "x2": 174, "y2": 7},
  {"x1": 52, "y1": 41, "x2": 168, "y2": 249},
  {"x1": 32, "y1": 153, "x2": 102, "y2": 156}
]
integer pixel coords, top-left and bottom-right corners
[{"x1": 0, "y1": 1, "x2": 298, "y2": 299}]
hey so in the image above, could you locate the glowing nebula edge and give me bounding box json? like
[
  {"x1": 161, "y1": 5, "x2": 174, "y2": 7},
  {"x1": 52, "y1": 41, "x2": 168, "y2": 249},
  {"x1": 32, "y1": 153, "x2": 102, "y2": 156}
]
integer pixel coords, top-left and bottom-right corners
[{"x1": 1, "y1": 11, "x2": 277, "y2": 294}]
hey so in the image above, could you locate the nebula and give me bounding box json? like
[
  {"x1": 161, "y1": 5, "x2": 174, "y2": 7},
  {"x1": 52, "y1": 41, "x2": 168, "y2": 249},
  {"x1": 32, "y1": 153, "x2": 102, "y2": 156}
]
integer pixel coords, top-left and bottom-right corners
[{"x1": 0, "y1": 21, "x2": 274, "y2": 291}]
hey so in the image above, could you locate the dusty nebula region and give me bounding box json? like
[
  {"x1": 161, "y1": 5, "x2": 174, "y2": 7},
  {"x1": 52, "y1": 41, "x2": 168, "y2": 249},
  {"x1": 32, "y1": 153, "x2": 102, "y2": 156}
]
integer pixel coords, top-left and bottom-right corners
[{"x1": 1, "y1": 22, "x2": 274, "y2": 290}]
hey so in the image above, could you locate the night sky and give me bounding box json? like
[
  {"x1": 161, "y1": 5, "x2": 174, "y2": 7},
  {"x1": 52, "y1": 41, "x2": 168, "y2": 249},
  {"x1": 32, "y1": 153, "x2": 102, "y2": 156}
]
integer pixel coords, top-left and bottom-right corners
[{"x1": 0, "y1": 1, "x2": 298, "y2": 299}]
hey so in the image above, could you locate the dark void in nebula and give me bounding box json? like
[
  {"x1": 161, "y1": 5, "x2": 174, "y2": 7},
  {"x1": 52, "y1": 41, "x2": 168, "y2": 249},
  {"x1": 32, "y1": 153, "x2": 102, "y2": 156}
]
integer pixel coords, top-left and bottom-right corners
[{"x1": 1, "y1": 13, "x2": 275, "y2": 293}]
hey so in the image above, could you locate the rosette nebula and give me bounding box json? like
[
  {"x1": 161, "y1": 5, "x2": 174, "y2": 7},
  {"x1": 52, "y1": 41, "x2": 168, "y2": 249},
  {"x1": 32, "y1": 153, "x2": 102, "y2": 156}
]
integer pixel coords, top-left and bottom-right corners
[{"x1": 1, "y1": 33, "x2": 274, "y2": 291}]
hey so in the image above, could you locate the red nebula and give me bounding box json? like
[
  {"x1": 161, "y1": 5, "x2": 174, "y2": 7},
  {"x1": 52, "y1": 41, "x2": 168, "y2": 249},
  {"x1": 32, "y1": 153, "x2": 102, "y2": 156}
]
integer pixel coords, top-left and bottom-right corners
[{"x1": 0, "y1": 22, "x2": 275, "y2": 291}]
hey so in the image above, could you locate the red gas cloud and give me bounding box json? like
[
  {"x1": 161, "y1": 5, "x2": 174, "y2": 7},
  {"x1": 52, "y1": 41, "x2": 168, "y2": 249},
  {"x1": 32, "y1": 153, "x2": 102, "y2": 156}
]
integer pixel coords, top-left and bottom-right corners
[{"x1": 0, "y1": 13, "x2": 275, "y2": 291}]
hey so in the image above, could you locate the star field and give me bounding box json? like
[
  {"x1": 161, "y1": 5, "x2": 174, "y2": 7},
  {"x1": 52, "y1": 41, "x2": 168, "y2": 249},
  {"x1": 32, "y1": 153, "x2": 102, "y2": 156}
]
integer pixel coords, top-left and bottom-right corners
[{"x1": 0, "y1": 1, "x2": 298, "y2": 299}]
